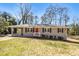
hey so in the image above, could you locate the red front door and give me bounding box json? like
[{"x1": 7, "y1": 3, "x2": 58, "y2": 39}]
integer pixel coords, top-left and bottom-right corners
[{"x1": 34, "y1": 28, "x2": 39, "y2": 32}]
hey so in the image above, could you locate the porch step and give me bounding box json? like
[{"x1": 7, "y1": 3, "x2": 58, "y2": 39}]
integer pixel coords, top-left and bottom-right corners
[{"x1": 33, "y1": 33, "x2": 41, "y2": 37}]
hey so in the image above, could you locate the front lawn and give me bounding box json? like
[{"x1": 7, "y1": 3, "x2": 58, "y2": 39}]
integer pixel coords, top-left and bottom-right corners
[{"x1": 0, "y1": 37, "x2": 79, "y2": 56}]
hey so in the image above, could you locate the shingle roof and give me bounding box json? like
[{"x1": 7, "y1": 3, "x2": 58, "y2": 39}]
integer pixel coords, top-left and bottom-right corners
[{"x1": 8, "y1": 24, "x2": 69, "y2": 28}]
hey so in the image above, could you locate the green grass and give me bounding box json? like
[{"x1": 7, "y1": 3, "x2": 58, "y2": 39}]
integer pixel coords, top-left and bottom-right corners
[{"x1": 0, "y1": 37, "x2": 79, "y2": 56}]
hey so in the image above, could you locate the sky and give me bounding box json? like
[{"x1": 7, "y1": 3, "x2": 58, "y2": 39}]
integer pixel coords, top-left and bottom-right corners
[{"x1": 0, "y1": 3, "x2": 79, "y2": 24}]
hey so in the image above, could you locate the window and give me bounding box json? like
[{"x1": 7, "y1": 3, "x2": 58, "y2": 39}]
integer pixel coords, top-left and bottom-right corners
[
  {"x1": 25, "y1": 28, "x2": 34, "y2": 32},
  {"x1": 49, "y1": 28, "x2": 52, "y2": 33},
  {"x1": 42, "y1": 28, "x2": 44, "y2": 32},
  {"x1": 58, "y1": 28, "x2": 60, "y2": 33},
  {"x1": 44, "y1": 28, "x2": 46, "y2": 32},
  {"x1": 67, "y1": 28, "x2": 69, "y2": 34},
  {"x1": 30, "y1": 28, "x2": 33, "y2": 32},
  {"x1": 13, "y1": 28, "x2": 17, "y2": 34},
  {"x1": 27, "y1": 28, "x2": 29, "y2": 32},
  {"x1": 62, "y1": 28, "x2": 63, "y2": 33},
  {"x1": 48, "y1": 28, "x2": 49, "y2": 32},
  {"x1": 33, "y1": 28, "x2": 34, "y2": 32},
  {"x1": 58, "y1": 28, "x2": 63, "y2": 33},
  {"x1": 48, "y1": 28, "x2": 52, "y2": 33},
  {"x1": 29, "y1": 28, "x2": 32, "y2": 32},
  {"x1": 25, "y1": 28, "x2": 27, "y2": 32},
  {"x1": 42, "y1": 28, "x2": 46, "y2": 32}
]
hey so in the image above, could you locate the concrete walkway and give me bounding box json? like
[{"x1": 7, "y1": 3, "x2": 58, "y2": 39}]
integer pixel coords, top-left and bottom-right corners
[
  {"x1": 0, "y1": 34, "x2": 15, "y2": 41},
  {"x1": 67, "y1": 37, "x2": 79, "y2": 43},
  {"x1": 0, "y1": 37, "x2": 15, "y2": 41}
]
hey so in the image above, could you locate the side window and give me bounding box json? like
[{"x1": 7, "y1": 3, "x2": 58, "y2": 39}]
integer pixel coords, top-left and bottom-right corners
[
  {"x1": 45, "y1": 28, "x2": 46, "y2": 32},
  {"x1": 48, "y1": 28, "x2": 51, "y2": 33},
  {"x1": 30, "y1": 28, "x2": 33, "y2": 32},
  {"x1": 58, "y1": 28, "x2": 63, "y2": 33},
  {"x1": 50, "y1": 28, "x2": 51, "y2": 33},
  {"x1": 29, "y1": 28, "x2": 32, "y2": 32},
  {"x1": 58, "y1": 28, "x2": 60, "y2": 33},
  {"x1": 42, "y1": 28, "x2": 44, "y2": 32},
  {"x1": 33, "y1": 28, "x2": 34, "y2": 32},
  {"x1": 25, "y1": 28, "x2": 27, "y2": 32},
  {"x1": 42, "y1": 28, "x2": 47, "y2": 33},
  {"x1": 48, "y1": 28, "x2": 49, "y2": 32},
  {"x1": 62, "y1": 28, "x2": 63, "y2": 33},
  {"x1": 67, "y1": 28, "x2": 69, "y2": 34},
  {"x1": 27, "y1": 28, "x2": 29, "y2": 32}
]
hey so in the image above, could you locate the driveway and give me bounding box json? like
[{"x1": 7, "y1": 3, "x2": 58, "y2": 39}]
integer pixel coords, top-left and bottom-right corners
[
  {"x1": 0, "y1": 34, "x2": 79, "y2": 43},
  {"x1": 0, "y1": 34, "x2": 15, "y2": 41},
  {"x1": 67, "y1": 37, "x2": 79, "y2": 43}
]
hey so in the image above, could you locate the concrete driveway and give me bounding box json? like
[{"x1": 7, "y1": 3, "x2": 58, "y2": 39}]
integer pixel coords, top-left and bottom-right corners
[
  {"x1": 0, "y1": 34, "x2": 16, "y2": 41},
  {"x1": 67, "y1": 37, "x2": 79, "y2": 43}
]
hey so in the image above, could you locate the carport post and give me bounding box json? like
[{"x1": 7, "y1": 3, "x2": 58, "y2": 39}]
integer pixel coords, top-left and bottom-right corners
[{"x1": 11, "y1": 27, "x2": 13, "y2": 35}]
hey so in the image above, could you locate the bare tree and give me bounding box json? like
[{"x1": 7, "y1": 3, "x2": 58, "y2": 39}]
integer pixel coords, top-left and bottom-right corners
[
  {"x1": 41, "y1": 14, "x2": 47, "y2": 24},
  {"x1": 27, "y1": 12, "x2": 34, "y2": 25},
  {"x1": 45, "y1": 5, "x2": 56, "y2": 25},
  {"x1": 41, "y1": 4, "x2": 69, "y2": 26},
  {"x1": 34, "y1": 16, "x2": 38, "y2": 25},
  {"x1": 58, "y1": 7, "x2": 69, "y2": 26},
  {"x1": 58, "y1": 7, "x2": 64, "y2": 26},
  {"x1": 18, "y1": 3, "x2": 31, "y2": 24},
  {"x1": 70, "y1": 17, "x2": 79, "y2": 35},
  {"x1": 63, "y1": 14, "x2": 69, "y2": 26}
]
